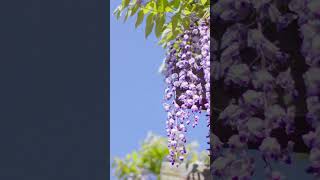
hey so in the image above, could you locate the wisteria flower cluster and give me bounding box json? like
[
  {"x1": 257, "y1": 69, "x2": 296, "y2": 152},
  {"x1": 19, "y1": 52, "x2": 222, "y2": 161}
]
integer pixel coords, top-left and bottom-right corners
[
  {"x1": 211, "y1": 0, "x2": 320, "y2": 179},
  {"x1": 291, "y1": 0, "x2": 320, "y2": 178},
  {"x1": 162, "y1": 18, "x2": 210, "y2": 166}
]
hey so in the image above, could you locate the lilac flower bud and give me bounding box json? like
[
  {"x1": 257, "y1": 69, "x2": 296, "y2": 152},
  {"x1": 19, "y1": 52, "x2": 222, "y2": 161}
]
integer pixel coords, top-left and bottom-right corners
[
  {"x1": 163, "y1": 103, "x2": 170, "y2": 112},
  {"x1": 191, "y1": 105, "x2": 198, "y2": 111}
]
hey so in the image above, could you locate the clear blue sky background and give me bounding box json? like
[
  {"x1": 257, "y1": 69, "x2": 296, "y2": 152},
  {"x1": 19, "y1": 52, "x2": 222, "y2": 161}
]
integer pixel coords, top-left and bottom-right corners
[{"x1": 110, "y1": 0, "x2": 208, "y2": 179}]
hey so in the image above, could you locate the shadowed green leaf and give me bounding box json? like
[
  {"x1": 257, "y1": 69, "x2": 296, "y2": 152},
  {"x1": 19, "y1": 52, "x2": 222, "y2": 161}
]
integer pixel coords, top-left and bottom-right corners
[
  {"x1": 155, "y1": 15, "x2": 166, "y2": 38},
  {"x1": 135, "y1": 10, "x2": 144, "y2": 28},
  {"x1": 116, "y1": 10, "x2": 122, "y2": 20},
  {"x1": 170, "y1": 0, "x2": 180, "y2": 9},
  {"x1": 171, "y1": 14, "x2": 179, "y2": 32},
  {"x1": 122, "y1": 0, "x2": 130, "y2": 8},
  {"x1": 145, "y1": 13, "x2": 154, "y2": 38},
  {"x1": 123, "y1": 9, "x2": 131, "y2": 22},
  {"x1": 130, "y1": 4, "x2": 140, "y2": 17}
]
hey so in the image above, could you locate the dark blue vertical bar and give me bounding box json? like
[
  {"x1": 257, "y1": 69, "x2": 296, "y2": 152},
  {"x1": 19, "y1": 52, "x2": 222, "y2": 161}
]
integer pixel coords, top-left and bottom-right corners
[{"x1": 0, "y1": 1, "x2": 108, "y2": 179}]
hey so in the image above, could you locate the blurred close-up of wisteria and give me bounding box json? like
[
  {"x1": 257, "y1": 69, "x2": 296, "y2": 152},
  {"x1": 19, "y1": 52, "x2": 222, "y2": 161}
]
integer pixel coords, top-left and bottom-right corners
[{"x1": 211, "y1": 0, "x2": 320, "y2": 179}]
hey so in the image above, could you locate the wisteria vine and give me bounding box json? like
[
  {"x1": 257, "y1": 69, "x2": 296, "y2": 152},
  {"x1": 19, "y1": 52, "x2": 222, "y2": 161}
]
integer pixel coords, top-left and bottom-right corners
[
  {"x1": 211, "y1": 0, "x2": 320, "y2": 179},
  {"x1": 161, "y1": 18, "x2": 210, "y2": 166}
]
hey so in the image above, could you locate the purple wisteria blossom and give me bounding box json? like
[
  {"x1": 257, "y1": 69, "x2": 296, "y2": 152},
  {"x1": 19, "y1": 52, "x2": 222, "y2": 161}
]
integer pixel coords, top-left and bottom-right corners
[{"x1": 162, "y1": 18, "x2": 210, "y2": 166}]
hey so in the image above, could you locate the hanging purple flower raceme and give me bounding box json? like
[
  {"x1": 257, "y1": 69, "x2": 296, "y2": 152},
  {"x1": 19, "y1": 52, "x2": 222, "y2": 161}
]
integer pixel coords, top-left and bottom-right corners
[
  {"x1": 162, "y1": 18, "x2": 210, "y2": 166},
  {"x1": 294, "y1": 0, "x2": 320, "y2": 177},
  {"x1": 210, "y1": 0, "x2": 304, "y2": 178}
]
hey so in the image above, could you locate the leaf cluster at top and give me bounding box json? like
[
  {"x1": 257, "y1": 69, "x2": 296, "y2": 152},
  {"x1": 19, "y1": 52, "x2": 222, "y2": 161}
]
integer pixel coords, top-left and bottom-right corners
[{"x1": 113, "y1": 0, "x2": 209, "y2": 47}]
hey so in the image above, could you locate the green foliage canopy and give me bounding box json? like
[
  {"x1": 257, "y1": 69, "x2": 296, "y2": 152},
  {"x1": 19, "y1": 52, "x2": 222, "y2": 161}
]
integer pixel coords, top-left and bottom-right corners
[
  {"x1": 113, "y1": 0, "x2": 210, "y2": 47},
  {"x1": 112, "y1": 132, "x2": 209, "y2": 180}
]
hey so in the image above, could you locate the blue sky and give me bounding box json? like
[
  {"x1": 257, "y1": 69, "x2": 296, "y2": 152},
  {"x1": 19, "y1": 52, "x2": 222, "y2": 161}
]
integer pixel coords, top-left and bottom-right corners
[{"x1": 110, "y1": 0, "x2": 208, "y2": 179}]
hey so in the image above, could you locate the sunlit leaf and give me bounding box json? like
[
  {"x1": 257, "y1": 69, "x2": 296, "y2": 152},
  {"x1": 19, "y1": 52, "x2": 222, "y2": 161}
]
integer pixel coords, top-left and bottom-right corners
[
  {"x1": 132, "y1": 151, "x2": 138, "y2": 162},
  {"x1": 200, "y1": 0, "x2": 207, "y2": 5},
  {"x1": 156, "y1": 0, "x2": 168, "y2": 12},
  {"x1": 143, "y1": 1, "x2": 156, "y2": 14}
]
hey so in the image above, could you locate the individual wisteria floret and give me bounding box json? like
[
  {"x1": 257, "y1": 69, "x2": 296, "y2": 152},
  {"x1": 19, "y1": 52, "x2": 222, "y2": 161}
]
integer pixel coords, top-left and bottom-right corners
[
  {"x1": 303, "y1": 68, "x2": 320, "y2": 96},
  {"x1": 267, "y1": 170, "x2": 286, "y2": 180},
  {"x1": 225, "y1": 63, "x2": 251, "y2": 87},
  {"x1": 276, "y1": 69, "x2": 298, "y2": 105},
  {"x1": 162, "y1": 18, "x2": 210, "y2": 166},
  {"x1": 245, "y1": 117, "x2": 266, "y2": 139},
  {"x1": 259, "y1": 137, "x2": 281, "y2": 161},
  {"x1": 211, "y1": 150, "x2": 255, "y2": 179},
  {"x1": 252, "y1": 70, "x2": 274, "y2": 91},
  {"x1": 239, "y1": 90, "x2": 265, "y2": 112}
]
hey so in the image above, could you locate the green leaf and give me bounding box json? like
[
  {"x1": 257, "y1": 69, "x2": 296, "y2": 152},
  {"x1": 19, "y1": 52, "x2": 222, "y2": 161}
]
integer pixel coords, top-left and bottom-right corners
[
  {"x1": 113, "y1": 5, "x2": 123, "y2": 20},
  {"x1": 143, "y1": 1, "x2": 156, "y2": 14},
  {"x1": 200, "y1": 0, "x2": 207, "y2": 5},
  {"x1": 181, "y1": 16, "x2": 190, "y2": 29},
  {"x1": 155, "y1": 15, "x2": 165, "y2": 38},
  {"x1": 182, "y1": 9, "x2": 191, "y2": 15},
  {"x1": 113, "y1": 5, "x2": 121, "y2": 15},
  {"x1": 171, "y1": 14, "x2": 179, "y2": 32},
  {"x1": 164, "y1": 31, "x2": 174, "y2": 43},
  {"x1": 130, "y1": 4, "x2": 140, "y2": 16},
  {"x1": 159, "y1": 27, "x2": 171, "y2": 45},
  {"x1": 122, "y1": 0, "x2": 130, "y2": 8},
  {"x1": 172, "y1": 29, "x2": 180, "y2": 39},
  {"x1": 145, "y1": 13, "x2": 154, "y2": 38},
  {"x1": 135, "y1": 10, "x2": 144, "y2": 28},
  {"x1": 116, "y1": 10, "x2": 122, "y2": 20},
  {"x1": 123, "y1": 10, "x2": 131, "y2": 22},
  {"x1": 170, "y1": 0, "x2": 180, "y2": 9},
  {"x1": 203, "y1": 7, "x2": 210, "y2": 18},
  {"x1": 126, "y1": 154, "x2": 131, "y2": 160},
  {"x1": 156, "y1": 0, "x2": 168, "y2": 12},
  {"x1": 132, "y1": 151, "x2": 138, "y2": 162}
]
